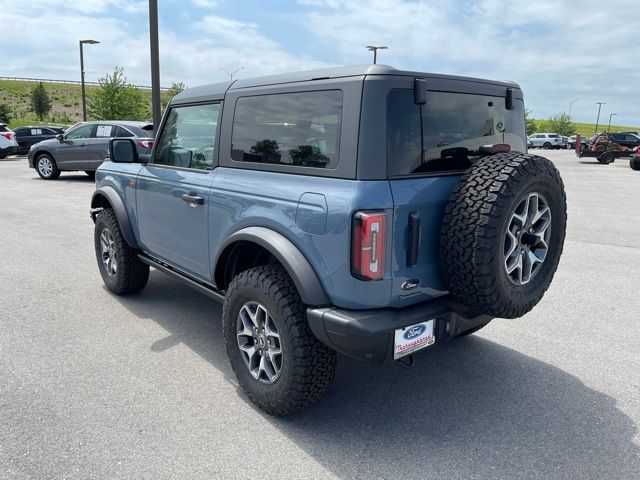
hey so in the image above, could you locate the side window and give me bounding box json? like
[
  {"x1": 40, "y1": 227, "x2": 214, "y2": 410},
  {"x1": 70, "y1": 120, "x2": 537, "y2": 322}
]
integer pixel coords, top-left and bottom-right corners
[
  {"x1": 16, "y1": 128, "x2": 30, "y2": 137},
  {"x1": 231, "y1": 90, "x2": 343, "y2": 169},
  {"x1": 31, "y1": 128, "x2": 43, "y2": 135},
  {"x1": 66, "y1": 124, "x2": 94, "y2": 139},
  {"x1": 95, "y1": 125, "x2": 114, "y2": 138},
  {"x1": 114, "y1": 126, "x2": 135, "y2": 137},
  {"x1": 154, "y1": 103, "x2": 220, "y2": 170}
]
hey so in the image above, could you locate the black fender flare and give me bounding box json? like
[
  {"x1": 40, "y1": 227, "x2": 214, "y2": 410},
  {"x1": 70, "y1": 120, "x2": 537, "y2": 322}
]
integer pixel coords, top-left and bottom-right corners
[
  {"x1": 90, "y1": 186, "x2": 140, "y2": 249},
  {"x1": 214, "y1": 227, "x2": 330, "y2": 307}
]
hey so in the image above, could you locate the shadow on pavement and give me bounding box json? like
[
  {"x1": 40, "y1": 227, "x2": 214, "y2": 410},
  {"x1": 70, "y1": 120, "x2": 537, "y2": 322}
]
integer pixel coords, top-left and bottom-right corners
[
  {"x1": 29, "y1": 173, "x2": 95, "y2": 183},
  {"x1": 118, "y1": 271, "x2": 639, "y2": 480}
]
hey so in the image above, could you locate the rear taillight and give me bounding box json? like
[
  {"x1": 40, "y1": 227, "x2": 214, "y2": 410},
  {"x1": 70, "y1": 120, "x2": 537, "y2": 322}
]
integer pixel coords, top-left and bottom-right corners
[
  {"x1": 352, "y1": 211, "x2": 385, "y2": 281},
  {"x1": 0, "y1": 132, "x2": 12, "y2": 140},
  {"x1": 136, "y1": 140, "x2": 153, "y2": 149}
]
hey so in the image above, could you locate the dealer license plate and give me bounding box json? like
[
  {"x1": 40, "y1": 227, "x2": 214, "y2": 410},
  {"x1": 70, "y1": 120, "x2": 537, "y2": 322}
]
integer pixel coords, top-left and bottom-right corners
[{"x1": 394, "y1": 319, "x2": 435, "y2": 359}]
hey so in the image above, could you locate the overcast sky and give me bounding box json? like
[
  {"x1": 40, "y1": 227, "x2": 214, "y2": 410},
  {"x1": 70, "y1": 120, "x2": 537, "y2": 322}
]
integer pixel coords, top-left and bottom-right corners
[{"x1": 2, "y1": 0, "x2": 638, "y2": 125}]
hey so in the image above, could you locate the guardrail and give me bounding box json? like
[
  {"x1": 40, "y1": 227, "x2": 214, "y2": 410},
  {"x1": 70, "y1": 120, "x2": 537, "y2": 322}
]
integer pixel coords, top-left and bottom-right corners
[{"x1": 0, "y1": 76, "x2": 170, "y2": 90}]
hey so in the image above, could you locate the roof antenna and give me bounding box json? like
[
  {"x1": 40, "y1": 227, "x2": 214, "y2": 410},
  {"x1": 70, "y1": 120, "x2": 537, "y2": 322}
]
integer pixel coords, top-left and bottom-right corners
[{"x1": 365, "y1": 45, "x2": 388, "y2": 64}]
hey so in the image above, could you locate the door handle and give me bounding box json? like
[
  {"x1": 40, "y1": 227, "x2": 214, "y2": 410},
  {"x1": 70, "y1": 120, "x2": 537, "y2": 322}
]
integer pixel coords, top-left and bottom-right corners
[
  {"x1": 406, "y1": 212, "x2": 420, "y2": 266},
  {"x1": 181, "y1": 194, "x2": 204, "y2": 205}
]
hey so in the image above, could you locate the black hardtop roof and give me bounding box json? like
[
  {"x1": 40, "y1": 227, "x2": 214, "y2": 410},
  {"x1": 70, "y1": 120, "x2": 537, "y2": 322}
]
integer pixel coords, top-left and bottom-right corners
[{"x1": 171, "y1": 64, "x2": 521, "y2": 104}]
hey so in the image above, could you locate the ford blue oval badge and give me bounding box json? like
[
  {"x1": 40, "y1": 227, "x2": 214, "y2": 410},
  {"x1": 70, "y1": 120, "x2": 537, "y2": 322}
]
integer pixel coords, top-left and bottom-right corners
[{"x1": 403, "y1": 325, "x2": 426, "y2": 340}]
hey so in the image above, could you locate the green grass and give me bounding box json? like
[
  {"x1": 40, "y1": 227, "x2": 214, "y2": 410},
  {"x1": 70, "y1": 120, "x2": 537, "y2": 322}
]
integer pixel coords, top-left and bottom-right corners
[
  {"x1": 532, "y1": 119, "x2": 639, "y2": 137},
  {"x1": 0, "y1": 79, "x2": 156, "y2": 128}
]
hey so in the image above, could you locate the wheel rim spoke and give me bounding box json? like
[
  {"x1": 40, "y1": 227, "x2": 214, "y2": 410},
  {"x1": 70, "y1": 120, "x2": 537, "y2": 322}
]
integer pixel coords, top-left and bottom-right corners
[
  {"x1": 99, "y1": 228, "x2": 117, "y2": 277},
  {"x1": 236, "y1": 301, "x2": 282, "y2": 384},
  {"x1": 504, "y1": 192, "x2": 552, "y2": 286}
]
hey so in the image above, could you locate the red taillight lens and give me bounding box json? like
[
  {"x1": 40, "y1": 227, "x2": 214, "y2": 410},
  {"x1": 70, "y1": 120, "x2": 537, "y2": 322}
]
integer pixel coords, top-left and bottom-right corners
[
  {"x1": 352, "y1": 211, "x2": 385, "y2": 281},
  {"x1": 0, "y1": 132, "x2": 12, "y2": 140},
  {"x1": 136, "y1": 140, "x2": 153, "y2": 149}
]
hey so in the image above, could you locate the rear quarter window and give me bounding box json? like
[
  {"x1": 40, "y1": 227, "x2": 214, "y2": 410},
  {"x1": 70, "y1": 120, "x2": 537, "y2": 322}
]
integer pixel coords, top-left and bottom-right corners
[
  {"x1": 231, "y1": 90, "x2": 342, "y2": 169},
  {"x1": 387, "y1": 89, "x2": 526, "y2": 176}
]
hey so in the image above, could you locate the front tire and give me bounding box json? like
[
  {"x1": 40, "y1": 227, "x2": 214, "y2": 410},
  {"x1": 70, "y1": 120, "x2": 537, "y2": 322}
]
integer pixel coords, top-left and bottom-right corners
[
  {"x1": 35, "y1": 153, "x2": 60, "y2": 180},
  {"x1": 94, "y1": 209, "x2": 149, "y2": 295},
  {"x1": 223, "y1": 265, "x2": 337, "y2": 416},
  {"x1": 630, "y1": 157, "x2": 640, "y2": 171},
  {"x1": 542, "y1": 142, "x2": 551, "y2": 149}
]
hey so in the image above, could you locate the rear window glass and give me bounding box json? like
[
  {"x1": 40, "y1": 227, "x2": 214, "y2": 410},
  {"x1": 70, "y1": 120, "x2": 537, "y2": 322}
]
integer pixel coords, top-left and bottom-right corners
[
  {"x1": 115, "y1": 126, "x2": 135, "y2": 137},
  {"x1": 387, "y1": 90, "x2": 526, "y2": 176},
  {"x1": 231, "y1": 90, "x2": 342, "y2": 169}
]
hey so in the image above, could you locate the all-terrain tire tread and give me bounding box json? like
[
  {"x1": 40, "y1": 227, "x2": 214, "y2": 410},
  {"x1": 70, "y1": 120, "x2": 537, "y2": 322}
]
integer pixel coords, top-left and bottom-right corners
[
  {"x1": 223, "y1": 265, "x2": 336, "y2": 416},
  {"x1": 94, "y1": 209, "x2": 149, "y2": 295},
  {"x1": 440, "y1": 152, "x2": 567, "y2": 318}
]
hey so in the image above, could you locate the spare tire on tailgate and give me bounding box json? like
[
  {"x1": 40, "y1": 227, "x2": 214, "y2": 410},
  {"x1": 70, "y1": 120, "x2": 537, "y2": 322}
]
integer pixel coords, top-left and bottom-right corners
[{"x1": 439, "y1": 152, "x2": 567, "y2": 319}]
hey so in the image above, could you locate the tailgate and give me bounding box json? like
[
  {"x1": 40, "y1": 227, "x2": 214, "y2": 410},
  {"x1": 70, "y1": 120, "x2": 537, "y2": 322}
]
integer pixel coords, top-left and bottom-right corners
[{"x1": 388, "y1": 175, "x2": 462, "y2": 308}]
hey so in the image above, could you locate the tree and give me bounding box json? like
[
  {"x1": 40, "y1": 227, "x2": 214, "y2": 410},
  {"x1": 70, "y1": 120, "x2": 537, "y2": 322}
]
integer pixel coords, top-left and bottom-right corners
[
  {"x1": 31, "y1": 82, "x2": 52, "y2": 121},
  {"x1": 162, "y1": 82, "x2": 187, "y2": 110},
  {"x1": 541, "y1": 112, "x2": 576, "y2": 137},
  {"x1": 524, "y1": 107, "x2": 537, "y2": 136},
  {"x1": 88, "y1": 67, "x2": 148, "y2": 121},
  {"x1": 0, "y1": 103, "x2": 11, "y2": 124}
]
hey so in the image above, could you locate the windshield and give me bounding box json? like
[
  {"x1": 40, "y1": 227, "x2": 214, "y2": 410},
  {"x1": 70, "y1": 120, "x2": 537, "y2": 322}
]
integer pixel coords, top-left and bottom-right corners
[{"x1": 387, "y1": 89, "x2": 526, "y2": 176}]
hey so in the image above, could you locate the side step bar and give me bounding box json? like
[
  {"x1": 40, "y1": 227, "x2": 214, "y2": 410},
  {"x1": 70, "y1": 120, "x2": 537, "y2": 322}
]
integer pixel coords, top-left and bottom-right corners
[{"x1": 137, "y1": 254, "x2": 225, "y2": 303}]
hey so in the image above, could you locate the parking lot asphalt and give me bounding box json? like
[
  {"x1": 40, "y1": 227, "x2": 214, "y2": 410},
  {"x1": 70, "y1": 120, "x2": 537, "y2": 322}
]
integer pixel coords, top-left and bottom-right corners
[{"x1": 1, "y1": 150, "x2": 639, "y2": 480}]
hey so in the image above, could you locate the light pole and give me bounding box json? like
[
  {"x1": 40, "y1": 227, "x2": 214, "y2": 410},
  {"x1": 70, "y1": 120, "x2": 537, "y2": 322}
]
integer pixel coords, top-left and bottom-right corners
[
  {"x1": 365, "y1": 45, "x2": 387, "y2": 64},
  {"x1": 607, "y1": 113, "x2": 617, "y2": 133},
  {"x1": 568, "y1": 97, "x2": 580, "y2": 117},
  {"x1": 594, "y1": 102, "x2": 606, "y2": 135},
  {"x1": 79, "y1": 39, "x2": 99, "y2": 121},
  {"x1": 149, "y1": 0, "x2": 161, "y2": 130},
  {"x1": 220, "y1": 67, "x2": 243, "y2": 80}
]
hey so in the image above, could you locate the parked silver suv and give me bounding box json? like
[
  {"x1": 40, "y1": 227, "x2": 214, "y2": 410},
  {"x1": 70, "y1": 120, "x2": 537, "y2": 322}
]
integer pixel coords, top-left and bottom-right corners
[
  {"x1": 528, "y1": 133, "x2": 564, "y2": 149},
  {"x1": 28, "y1": 120, "x2": 154, "y2": 179}
]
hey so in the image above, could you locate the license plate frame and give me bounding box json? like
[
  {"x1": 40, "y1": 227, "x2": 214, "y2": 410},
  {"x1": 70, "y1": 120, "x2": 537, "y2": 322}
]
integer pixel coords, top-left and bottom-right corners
[{"x1": 393, "y1": 319, "x2": 435, "y2": 359}]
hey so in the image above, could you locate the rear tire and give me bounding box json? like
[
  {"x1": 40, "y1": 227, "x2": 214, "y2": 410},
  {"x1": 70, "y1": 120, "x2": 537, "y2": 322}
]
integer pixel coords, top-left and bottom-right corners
[
  {"x1": 440, "y1": 153, "x2": 567, "y2": 319},
  {"x1": 94, "y1": 209, "x2": 149, "y2": 295},
  {"x1": 542, "y1": 142, "x2": 551, "y2": 149},
  {"x1": 598, "y1": 152, "x2": 615, "y2": 164},
  {"x1": 223, "y1": 265, "x2": 337, "y2": 415},
  {"x1": 35, "y1": 153, "x2": 60, "y2": 180},
  {"x1": 629, "y1": 157, "x2": 640, "y2": 171}
]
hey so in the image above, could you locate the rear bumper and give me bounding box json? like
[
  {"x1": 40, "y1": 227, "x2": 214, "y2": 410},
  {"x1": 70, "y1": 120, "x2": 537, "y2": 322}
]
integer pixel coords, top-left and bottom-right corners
[
  {"x1": 307, "y1": 297, "x2": 492, "y2": 363},
  {"x1": 0, "y1": 145, "x2": 18, "y2": 156}
]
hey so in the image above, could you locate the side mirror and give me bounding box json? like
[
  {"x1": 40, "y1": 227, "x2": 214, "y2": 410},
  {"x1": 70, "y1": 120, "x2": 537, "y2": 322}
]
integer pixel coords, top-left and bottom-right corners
[
  {"x1": 56, "y1": 134, "x2": 64, "y2": 142},
  {"x1": 109, "y1": 138, "x2": 139, "y2": 163}
]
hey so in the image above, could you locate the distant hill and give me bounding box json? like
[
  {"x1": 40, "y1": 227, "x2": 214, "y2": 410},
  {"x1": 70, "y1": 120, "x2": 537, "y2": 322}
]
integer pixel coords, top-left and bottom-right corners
[
  {"x1": 0, "y1": 79, "x2": 168, "y2": 128},
  {"x1": 532, "y1": 119, "x2": 639, "y2": 137},
  {"x1": 2, "y1": 78, "x2": 638, "y2": 136}
]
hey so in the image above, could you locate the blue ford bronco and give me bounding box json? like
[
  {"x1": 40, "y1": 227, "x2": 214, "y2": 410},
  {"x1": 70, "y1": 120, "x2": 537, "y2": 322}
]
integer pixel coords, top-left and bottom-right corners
[{"x1": 90, "y1": 65, "x2": 566, "y2": 415}]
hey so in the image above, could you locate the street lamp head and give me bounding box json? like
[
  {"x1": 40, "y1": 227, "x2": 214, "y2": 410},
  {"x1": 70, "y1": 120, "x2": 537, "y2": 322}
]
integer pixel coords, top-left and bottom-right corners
[
  {"x1": 366, "y1": 45, "x2": 387, "y2": 51},
  {"x1": 80, "y1": 39, "x2": 100, "y2": 45}
]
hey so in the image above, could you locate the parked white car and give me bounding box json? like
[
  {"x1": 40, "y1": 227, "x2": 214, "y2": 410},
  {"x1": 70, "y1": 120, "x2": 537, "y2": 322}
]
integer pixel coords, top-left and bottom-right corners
[
  {"x1": 0, "y1": 124, "x2": 19, "y2": 158},
  {"x1": 527, "y1": 132, "x2": 564, "y2": 149}
]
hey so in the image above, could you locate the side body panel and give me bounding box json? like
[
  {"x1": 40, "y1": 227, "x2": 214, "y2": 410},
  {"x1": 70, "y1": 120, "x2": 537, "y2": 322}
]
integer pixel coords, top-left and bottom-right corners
[{"x1": 209, "y1": 167, "x2": 395, "y2": 309}]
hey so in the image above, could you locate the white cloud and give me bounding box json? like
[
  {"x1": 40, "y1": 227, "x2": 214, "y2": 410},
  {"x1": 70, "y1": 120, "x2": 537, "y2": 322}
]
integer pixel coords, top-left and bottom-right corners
[
  {"x1": 191, "y1": 0, "x2": 218, "y2": 8},
  {"x1": 1, "y1": 0, "x2": 637, "y2": 125},
  {"x1": 1, "y1": 5, "x2": 329, "y2": 89},
  {"x1": 297, "y1": 0, "x2": 639, "y2": 124}
]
